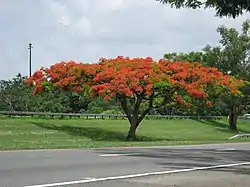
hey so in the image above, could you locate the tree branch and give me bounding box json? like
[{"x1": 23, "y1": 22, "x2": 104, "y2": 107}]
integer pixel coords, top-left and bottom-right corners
[
  {"x1": 131, "y1": 92, "x2": 145, "y2": 123},
  {"x1": 118, "y1": 95, "x2": 132, "y2": 124},
  {"x1": 138, "y1": 93, "x2": 155, "y2": 125}
]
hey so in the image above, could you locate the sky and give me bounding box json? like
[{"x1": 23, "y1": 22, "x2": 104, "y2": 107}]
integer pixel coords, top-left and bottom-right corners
[{"x1": 0, "y1": 0, "x2": 249, "y2": 80}]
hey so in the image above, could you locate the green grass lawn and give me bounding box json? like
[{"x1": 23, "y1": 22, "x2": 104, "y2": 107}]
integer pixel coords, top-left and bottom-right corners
[{"x1": 0, "y1": 117, "x2": 250, "y2": 150}]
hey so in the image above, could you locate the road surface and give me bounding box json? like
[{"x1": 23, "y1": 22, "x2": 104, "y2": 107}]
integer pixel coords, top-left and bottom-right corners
[{"x1": 1, "y1": 142, "x2": 250, "y2": 187}]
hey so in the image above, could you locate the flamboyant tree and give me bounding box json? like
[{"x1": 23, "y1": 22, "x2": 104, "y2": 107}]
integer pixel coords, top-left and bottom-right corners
[{"x1": 27, "y1": 56, "x2": 245, "y2": 140}]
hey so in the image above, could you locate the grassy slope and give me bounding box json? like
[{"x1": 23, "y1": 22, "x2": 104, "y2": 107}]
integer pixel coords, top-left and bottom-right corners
[{"x1": 0, "y1": 117, "x2": 249, "y2": 150}]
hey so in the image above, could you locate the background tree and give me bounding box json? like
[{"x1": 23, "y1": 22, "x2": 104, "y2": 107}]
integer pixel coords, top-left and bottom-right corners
[
  {"x1": 163, "y1": 20, "x2": 250, "y2": 131},
  {"x1": 202, "y1": 20, "x2": 250, "y2": 130},
  {"x1": 27, "y1": 57, "x2": 245, "y2": 141},
  {"x1": 0, "y1": 74, "x2": 90, "y2": 113},
  {"x1": 0, "y1": 74, "x2": 34, "y2": 111},
  {"x1": 87, "y1": 98, "x2": 121, "y2": 114},
  {"x1": 157, "y1": 0, "x2": 250, "y2": 18},
  {"x1": 164, "y1": 52, "x2": 205, "y2": 63}
]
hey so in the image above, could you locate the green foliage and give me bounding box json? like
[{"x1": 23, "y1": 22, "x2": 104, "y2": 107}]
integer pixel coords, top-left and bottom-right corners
[
  {"x1": 157, "y1": 0, "x2": 250, "y2": 18},
  {"x1": 154, "y1": 80, "x2": 172, "y2": 88},
  {"x1": 0, "y1": 73, "x2": 35, "y2": 111},
  {"x1": 202, "y1": 20, "x2": 250, "y2": 120},
  {"x1": 89, "y1": 107, "x2": 104, "y2": 114},
  {"x1": 102, "y1": 109, "x2": 123, "y2": 114},
  {"x1": 164, "y1": 52, "x2": 205, "y2": 63},
  {"x1": 88, "y1": 98, "x2": 121, "y2": 113},
  {"x1": 0, "y1": 74, "x2": 90, "y2": 113},
  {"x1": 203, "y1": 20, "x2": 250, "y2": 80},
  {"x1": 41, "y1": 81, "x2": 53, "y2": 91}
]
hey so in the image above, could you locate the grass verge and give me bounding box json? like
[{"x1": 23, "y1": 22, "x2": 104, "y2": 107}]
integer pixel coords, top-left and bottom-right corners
[{"x1": 0, "y1": 117, "x2": 249, "y2": 150}]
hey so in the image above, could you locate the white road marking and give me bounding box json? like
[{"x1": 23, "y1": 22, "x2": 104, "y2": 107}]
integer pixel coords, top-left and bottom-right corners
[
  {"x1": 83, "y1": 177, "x2": 95, "y2": 180},
  {"x1": 24, "y1": 162, "x2": 250, "y2": 187},
  {"x1": 100, "y1": 153, "x2": 141, "y2": 157},
  {"x1": 228, "y1": 134, "x2": 250, "y2": 140},
  {"x1": 218, "y1": 148, "x2": 236, "y2": 151}
]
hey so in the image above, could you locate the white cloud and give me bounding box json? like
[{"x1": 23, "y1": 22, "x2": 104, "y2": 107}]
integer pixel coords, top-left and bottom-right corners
[
  {"x1": 47, "y1": 0, "x2": 71, "y2": 27},
  {"x1": 96, "y1": 0, "x2": 123, "y2": 11},
  {"x1": 70, "y1": 17, "x2": 93, "y2": 37},
  {"x1": 0, "y1": 0, "x2": 249, "y2": 79}
]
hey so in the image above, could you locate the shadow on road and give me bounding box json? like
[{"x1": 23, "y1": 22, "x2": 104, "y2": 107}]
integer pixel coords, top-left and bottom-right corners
[
  {"x1": 98, "y1": 147, "x2": 250, "y2": 174},
  {"x1": 31, "y1": 122, "x2": 166, "y2": 142},
  {"x1": 137, "y1": 148, "x2": 250, "y2": 170}
]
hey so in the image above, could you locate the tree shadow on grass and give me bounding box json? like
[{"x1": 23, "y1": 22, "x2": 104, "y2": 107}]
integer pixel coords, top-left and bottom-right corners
[
  {"x1": 194, "y1": 119, "x2": 250, "y2": 133},
  {"x1": 31, "y1": 122, "x2": 166, "y2": 142},
  {"x1": 192, "y1": 119, "x2": 234, "y2": 133},
  {"x1": 196, "y1": 119, "x2": 228, "y2": 128}
]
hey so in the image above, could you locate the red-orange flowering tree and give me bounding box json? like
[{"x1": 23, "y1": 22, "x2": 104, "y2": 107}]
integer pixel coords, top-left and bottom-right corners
[{"x1": 27, "y1": 56, "x2": 245, "y2": 141}]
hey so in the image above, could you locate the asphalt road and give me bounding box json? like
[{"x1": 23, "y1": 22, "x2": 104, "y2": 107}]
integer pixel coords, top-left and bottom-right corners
[{"x1": 1, "y1": 142, "x2": 250, "y2": 187}]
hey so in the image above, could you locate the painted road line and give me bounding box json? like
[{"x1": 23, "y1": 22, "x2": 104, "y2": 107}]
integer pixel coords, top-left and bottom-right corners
[
  {"x1": 24, "y1": 162, "x2": 250, "y2": 187},
  {"x1": 99, "y1": 153, "x2": 141, "y2": 157},
  {"x1": 218, "y1": 148, "x2": 236, "y2": 151},
  {"x1": 82, "y1": 177, "x2": 95, "y2": 180}
]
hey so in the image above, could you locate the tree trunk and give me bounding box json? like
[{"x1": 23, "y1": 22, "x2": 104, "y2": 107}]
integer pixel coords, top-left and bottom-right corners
[
  {"x1": 126, "y1": 122, "x2": 138, "y2": 141},
  {"x1": 118, "y1": 93, "x2": 154, "y2": 141},
  {"x1": 228, "y1": 105, "x2": 238, "y2": 131}
]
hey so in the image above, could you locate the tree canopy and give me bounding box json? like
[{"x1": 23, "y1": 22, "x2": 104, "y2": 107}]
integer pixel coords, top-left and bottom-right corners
[
  {"x1": 157, "y1": 0, "x2": 250, "y2": 18},
  {"x1": 27, "y1": 56, "x2": 245, "y2": 140},
  {"x1": 203, "y1": 20, "x2": 250, "y2": 79}
]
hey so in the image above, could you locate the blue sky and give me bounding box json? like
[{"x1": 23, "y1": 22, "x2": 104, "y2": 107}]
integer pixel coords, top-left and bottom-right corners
[{"x1": 0, "y1": 0, "x2": 249, "y2": 79}]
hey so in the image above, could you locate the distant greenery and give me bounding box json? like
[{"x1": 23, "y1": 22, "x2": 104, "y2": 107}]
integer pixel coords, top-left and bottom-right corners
[{"x1": 0, "y1": 74, "x2": 118, "y2": 114}]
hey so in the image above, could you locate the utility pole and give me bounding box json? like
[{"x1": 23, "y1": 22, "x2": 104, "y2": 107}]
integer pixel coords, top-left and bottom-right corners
[{"x1": 28, "y1": 43, "x2": 33, "y2": 77}]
